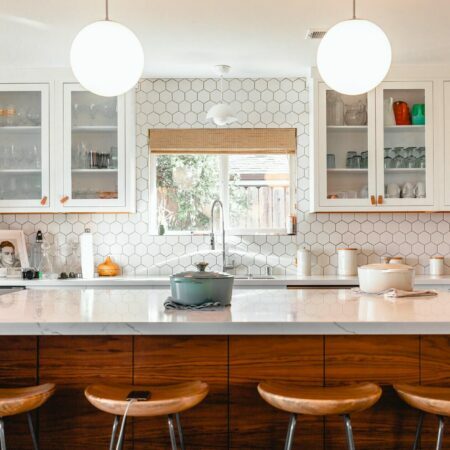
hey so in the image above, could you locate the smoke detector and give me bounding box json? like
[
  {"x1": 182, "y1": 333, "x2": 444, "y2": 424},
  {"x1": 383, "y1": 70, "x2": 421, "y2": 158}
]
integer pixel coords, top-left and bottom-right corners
[{"x1": 305, "y1": 28, "x2": 327, "y2": 39}]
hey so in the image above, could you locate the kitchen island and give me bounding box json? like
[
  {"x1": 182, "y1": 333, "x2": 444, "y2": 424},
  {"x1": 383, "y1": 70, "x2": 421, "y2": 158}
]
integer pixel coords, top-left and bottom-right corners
[{"x1": 1, "y1": 287, "x2": 450, "y2": 449}]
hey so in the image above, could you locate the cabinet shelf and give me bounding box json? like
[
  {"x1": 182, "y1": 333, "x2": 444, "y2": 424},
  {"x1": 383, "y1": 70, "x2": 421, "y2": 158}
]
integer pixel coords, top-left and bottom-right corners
[
  {"x1": 72, "y1": 126, "x2": 117, "y2": 132},
  {"x1": 72, "y1": 169, "x2": 118, "y2": 173},
  {"x1": 385, "y1": 168, "x2": 425, "y2": 173},
  {"x1": 0, "y1": 126, "x2": 40, "y2": 133},
  {"x1": 385, "y1": 125, "x2": 425, "y2": 131},
  {"x1": 327, "y1": 125, "x2": 367, "y2": 131},
  {"x1": 327, "y1": 168, "x2": 368, "y2": 173},
  {"x1": 0, "y1": 169, "x2": 40, "y2": 173}
]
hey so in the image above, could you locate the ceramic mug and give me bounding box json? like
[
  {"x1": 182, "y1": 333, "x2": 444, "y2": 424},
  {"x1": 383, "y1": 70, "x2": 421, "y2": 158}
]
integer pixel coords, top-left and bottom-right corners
[
  {"x1": 415, "y1": 181, "x2": 426, "y2": 198},
  {"x1": 402, "y1": 182, "x2": 415, "y2": 198},
  {"x1": 386, "y1": 183, "x2": 400, "y2": 198},
  {"x1": 411, "y1": 103, "x2": 425, "y2": 125}
]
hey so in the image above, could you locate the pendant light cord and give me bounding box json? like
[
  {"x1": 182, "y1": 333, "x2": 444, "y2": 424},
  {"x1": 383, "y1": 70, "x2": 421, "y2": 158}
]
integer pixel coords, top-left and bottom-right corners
[
  {"x1": 105, "y1": 0, "x2": 109, "y2": 20},
  {"x1": 352, "y1": 0, "x2": 356, "y2": 19}
]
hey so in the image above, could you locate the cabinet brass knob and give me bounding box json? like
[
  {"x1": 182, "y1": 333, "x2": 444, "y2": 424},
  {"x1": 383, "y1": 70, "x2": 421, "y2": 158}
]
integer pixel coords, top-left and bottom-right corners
[
  {"x1": 60, "y1": 196, "x2": 69, "y2": 204},
  {"x1": 377, "y1": 195, "x2": 383, "y2": 205},
  {"x1": 40, "y1": 196, "x2": 48, "y2": 206},
  {"x1": 370, "y1": 195, "x2": 376, "y2": 205}
]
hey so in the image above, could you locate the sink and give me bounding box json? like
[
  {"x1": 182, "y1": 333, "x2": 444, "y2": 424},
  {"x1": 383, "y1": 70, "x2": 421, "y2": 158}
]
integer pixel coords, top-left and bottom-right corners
[{"x1": 233, "y1": 275, "x2": 275, "y2": 280}]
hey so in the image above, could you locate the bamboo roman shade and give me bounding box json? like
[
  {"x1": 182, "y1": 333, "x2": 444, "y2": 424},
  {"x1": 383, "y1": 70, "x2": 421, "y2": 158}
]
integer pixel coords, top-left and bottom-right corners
[{"x1": 148, "y1": 128, "x2": 297, "y2": 155}]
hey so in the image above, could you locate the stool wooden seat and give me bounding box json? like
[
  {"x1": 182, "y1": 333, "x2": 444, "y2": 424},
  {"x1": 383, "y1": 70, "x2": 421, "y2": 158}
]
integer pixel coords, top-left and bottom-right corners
[
  {"x1": 258, "y1": 381, "x2": 382, "y2": 450},
  {"x1": 394, "y1": 384, "x2": 450, "y2": 450},
  {"x1": 85, "y1": 381, "x2": 209, "y2": 450},
  {"x1": 0, "y1": 383, "x2": 55, "y2": 450}
]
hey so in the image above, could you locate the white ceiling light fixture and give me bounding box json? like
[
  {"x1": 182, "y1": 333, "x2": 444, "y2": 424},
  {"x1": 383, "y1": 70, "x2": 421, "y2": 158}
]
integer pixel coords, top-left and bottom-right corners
[
  {"x1": 317, "y1": 0, "x2": 391, "y2": 95},
  {"x1": 206, "y1": 65, "x2": 238, "y2": 126},
  {"x1": 70, "y1": 0, "x2": 144, "y2": 97}
]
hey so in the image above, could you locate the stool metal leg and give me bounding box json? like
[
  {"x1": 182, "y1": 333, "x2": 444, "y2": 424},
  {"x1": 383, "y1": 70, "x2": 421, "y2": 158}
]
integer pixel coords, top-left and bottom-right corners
[
  {"x1": 175, "y1": 413, "x2": 185, "y2": 450},
  {"x1": 436, "y1": 415, "x2": 445, "y2": 450},
  {"x1": 116, "y1": 416, "x2": 127, "y2": 450},
  {"x1": 284, "y1": 414, "x2": 297, "y2": 450},
  {"x1": 0, "y1": 418, "x2": 6, "y2": 450},
  {"x1": 168, "y1": 414, "x2": 178, "y2": 450},
  {"x1": 27, "y1": 412, "x2": 38, "y2": 450},
  {"x1": 109, "y1": 416, "x2": 120, "y2": 450},
  {"x1": 413, "y1": 412, "x2": 424, "y2": 450},
  {"x1": 343, "y1": 414, "x2": 355, "y2": 450}
]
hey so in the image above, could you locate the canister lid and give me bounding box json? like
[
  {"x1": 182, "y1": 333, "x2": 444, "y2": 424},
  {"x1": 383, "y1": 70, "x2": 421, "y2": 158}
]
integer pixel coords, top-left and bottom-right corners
[
  {"x1": 337, "y1": 247, "x2": 357, "y2": 251},
  {"x1": 431, "y1": 255, "x2": 444, "y2": 260}
]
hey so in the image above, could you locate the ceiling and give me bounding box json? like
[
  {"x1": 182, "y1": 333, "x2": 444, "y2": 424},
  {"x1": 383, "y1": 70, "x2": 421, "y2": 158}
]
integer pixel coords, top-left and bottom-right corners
[{"x1": 1, "y1": 0, "x2": 450, "y2": 78}]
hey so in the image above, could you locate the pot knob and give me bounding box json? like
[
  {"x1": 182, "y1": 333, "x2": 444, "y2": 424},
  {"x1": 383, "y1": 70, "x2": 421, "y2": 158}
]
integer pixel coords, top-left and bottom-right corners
[{"x1": 195, "y1": 262, "x2": 209, "y2": 272}]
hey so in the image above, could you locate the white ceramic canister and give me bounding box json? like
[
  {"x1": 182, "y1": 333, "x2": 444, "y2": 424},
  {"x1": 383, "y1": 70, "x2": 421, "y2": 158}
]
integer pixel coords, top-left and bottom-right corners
[
  {"x1": 337, "y1": 248, "x2": 358, "y2": 276},
  {"x1": 430, "y1": 256, "x2": 445, "y2": 276},
  {"x1": 297, "y1": 247, "x2": 311, "y2": 276}
]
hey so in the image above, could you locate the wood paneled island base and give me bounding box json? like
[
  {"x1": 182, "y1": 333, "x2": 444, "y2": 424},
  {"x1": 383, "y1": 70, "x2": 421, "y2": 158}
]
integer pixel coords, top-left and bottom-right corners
[{"x1": 0, "y1": 335, "x2": 448, "y2": 449}]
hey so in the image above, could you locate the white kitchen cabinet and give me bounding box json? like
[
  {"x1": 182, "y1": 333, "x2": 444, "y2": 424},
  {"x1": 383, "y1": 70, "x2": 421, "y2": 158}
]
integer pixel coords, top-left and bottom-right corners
[
  {"x1": 56, "y1": 83, "x2": 135, "y2": 212},
  {"x1": 375, "y1": 81, "x2": 434, "y2": 208},
  {"x1": 0, "y1": 73, "x2": 135, "y2": 213},
  {"x1": 311, "y1": 78, "x2": 436, "y2": 212},
  {"x1": 442, "y1": 81, "x2": 450, "y2": 208},
  {"x1": 0, "y1": 83, "x2": 51, "y2": 212}
]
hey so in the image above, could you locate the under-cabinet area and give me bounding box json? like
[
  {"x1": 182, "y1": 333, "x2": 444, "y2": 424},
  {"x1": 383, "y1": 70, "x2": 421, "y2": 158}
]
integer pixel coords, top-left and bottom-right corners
[{"x1": 1, "y1": 334, "x2": 449, "y2": 450}]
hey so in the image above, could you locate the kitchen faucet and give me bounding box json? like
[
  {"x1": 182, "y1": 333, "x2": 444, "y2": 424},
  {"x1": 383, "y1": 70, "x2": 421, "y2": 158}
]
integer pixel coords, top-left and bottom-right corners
[{"x1": 210, "y1": 200, "x2": 234, "y2": 272}]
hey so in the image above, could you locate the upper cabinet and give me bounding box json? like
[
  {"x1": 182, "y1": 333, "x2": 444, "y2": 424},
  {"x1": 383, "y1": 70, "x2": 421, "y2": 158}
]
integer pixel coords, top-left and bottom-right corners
[
  {"x1": 58, "y1": 83, "x2": 133, "y2": 212},
  {"x1": 0, "y1": 73, "x2": 135, "y2": 214},
  {"x1": 311, "y1": 77, "x2": 436, "y2": 212},
  {"x1": 375, "y1": 81, "x2": 434, "y2": 208},
  {"x1": 0, "y1": 83, "x2": 50, "y2": 212}
]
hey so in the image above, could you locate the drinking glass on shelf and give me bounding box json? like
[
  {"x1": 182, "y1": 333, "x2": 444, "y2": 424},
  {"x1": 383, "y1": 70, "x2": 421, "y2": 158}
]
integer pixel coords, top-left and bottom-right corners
[
  {"x1": 406, "y1": 154, "x2": 417, "y2": 169},
  {"x1": 89, "y1": 103, "x2": 97, "y2": 123},
  {"x1": 26, "y1": 108, "x2": 41, "y2": 126},
  {"x1": 346, "y1": 151, "x2": 357, "y2": 168},
  {"x1": 394, "y1": 154, "x2": 406, "y2": 168},
  {"x1": 384, "y1": 155, "x2": 394, "y2": 169},
  {"x1": 360, "y1": 151, "x2": 368, "y2": 169},
  {"x1": 5, "y1": 105, "x2": 16, "y2": 126},
  {"x1": 327, "y1": 154, "x2": 335, "y2": 169},
  {"x1": 352, "y1": 154, "x2": 362, "y2": 168}
]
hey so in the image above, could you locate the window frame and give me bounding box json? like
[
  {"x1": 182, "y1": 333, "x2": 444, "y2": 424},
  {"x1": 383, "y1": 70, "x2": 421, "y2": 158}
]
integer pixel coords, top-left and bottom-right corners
[{"x1": 148, "y1": 152, "x2": 297, "y2": 236}]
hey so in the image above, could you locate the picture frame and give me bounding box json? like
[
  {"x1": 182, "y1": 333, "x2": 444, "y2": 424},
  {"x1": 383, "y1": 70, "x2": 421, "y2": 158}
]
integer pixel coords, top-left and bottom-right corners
[{"x1": 0, "y1": 230, "x2": 29, "y2": 276}]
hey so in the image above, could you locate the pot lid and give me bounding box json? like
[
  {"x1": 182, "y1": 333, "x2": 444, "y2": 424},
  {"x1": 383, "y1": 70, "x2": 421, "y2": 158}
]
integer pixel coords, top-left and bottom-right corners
[
  {"x1": 359, "y1": 263, "x2": 413, "y2": 271},
  {"x1": 171, "y1": 262, "x2": 233, "y2": 279}
]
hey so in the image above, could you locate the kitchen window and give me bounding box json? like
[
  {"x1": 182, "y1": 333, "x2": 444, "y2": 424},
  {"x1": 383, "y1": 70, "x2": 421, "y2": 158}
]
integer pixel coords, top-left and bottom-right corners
[{"x1": 148, "y1": 128, "x2": 297, "y2": 235}]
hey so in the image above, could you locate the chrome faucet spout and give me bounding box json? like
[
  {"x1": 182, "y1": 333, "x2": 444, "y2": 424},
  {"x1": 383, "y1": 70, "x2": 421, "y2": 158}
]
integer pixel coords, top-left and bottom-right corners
[{"x1": 210, "y1": 200, "x2": 227, "y2": 271}]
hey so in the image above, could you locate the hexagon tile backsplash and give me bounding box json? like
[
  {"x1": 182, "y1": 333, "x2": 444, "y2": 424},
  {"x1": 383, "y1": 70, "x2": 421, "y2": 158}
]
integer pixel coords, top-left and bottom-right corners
[{"x1": 1, "y1": 78, "x2": 450, "y2": 275}]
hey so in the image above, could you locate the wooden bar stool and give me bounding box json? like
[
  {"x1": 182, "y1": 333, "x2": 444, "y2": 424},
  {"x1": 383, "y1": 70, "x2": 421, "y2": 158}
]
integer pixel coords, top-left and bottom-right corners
[
  {"x1": 394, "y1": 384, "x2": 450, "y2": 450},
  {"x1": 0, "y1": 383, "x2": 55, "y2": 450},
  {"x1": 258, "y1": 381, "x2": 382, "y2": 450},
  {"x1": 85, "y1": 381, "x2": 209, "y2": 450}
]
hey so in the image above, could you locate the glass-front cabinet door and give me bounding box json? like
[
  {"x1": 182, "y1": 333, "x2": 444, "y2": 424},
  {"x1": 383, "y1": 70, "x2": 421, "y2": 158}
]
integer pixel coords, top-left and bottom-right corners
[
  {"x1": 317, "y1": 82, "x2": 376, "y2": 208},
  {"x1": 61, "y1": 83, "x2": 126, "y2": 209},
  {"x1": 375, "y1": 81, "x2": 434, "y2": 207},
  {"x1": 0, "y1": 84, "x2": 50, "y2": 210}
]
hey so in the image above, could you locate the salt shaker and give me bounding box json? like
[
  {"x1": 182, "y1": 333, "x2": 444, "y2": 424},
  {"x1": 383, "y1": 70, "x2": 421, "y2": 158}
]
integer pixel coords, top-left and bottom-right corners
[
  {"x1": 430, "y1": 256, "x2": 444, "y2": 276},
  {"x1": 337, "y1": 248, "x2": 358, "y2": 276},
  {"x1": 297, "y1": 247, "x2": 311, "y2": 276}
]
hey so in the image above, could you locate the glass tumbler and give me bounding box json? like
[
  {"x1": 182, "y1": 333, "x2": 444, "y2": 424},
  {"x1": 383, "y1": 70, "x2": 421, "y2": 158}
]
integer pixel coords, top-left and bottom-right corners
[{"x1": 327, "y1": 154, "x2": 336, "y2": 169}]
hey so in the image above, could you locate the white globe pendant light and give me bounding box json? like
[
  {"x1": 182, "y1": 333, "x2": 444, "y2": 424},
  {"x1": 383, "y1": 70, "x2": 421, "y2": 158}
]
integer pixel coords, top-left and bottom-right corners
[
  {"x1": 317, "y1": 0, "x2": 391, "y2": 95},
  {"x1": 70, "y1": 0, "x2": 144, "y2": 97},
  {"x1": 206, "y1": 65, "x2": 238, "y2": 126}
]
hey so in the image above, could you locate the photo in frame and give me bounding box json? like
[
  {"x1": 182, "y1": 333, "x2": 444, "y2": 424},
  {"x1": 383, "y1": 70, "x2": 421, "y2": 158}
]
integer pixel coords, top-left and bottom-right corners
[{"x1": 0, "y1": 230, "x2": 29, "y2": 277}]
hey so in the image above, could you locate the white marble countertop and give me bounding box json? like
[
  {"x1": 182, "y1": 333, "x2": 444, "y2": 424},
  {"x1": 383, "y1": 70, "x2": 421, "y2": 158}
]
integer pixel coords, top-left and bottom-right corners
[
  {"x1": 0, "y1": 274, "x2": 449, "y2": 287},
  {"x1": 1, "y1": 287, "x2": 450, "y2": 335}
]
